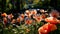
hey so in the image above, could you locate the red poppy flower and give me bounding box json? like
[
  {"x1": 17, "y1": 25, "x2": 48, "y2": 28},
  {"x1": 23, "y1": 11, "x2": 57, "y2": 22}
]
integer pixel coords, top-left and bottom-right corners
[
  {"x1": 38, "y1": 23, "x2": 57, "y2": 34},
  {"x1": 57, "y1": 20, "x2": 60, "y2": 24},
  {"x1": 45, "y1": 17, "x2": 58, "y2": 24}
]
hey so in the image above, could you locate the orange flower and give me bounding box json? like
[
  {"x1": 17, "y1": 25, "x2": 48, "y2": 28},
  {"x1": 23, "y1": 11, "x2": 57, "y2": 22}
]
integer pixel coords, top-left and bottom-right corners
[
  {"x1": 45, "y1": 17, "x2": 58, "y2": 24},
  {"x1": 1, "y1": 13, "x2": 7, "y2": 17},
  {"x1": 11, "y1": 19, "x2": 16, "y2": 24},
  {"x1": 25, "y1": 19, "x2": 32, "y2": 25},
  {"x1": 33, "y1": 15, "x2": 42, "y2": 23},
  {"x1": 36, "y1": 16, "x2": 41, "y2": 23},
  {"x1": 25, "y1": 10, "x2": 30, "y2": 16},
  {"x1": 38, "y1": 23, "x2": 57, "y2": 34},
  {"x1": 31, "y1": 10, "x2": 37, "y2": 15},
  {"x1": 40, "y1": 14, "x2": 46, "y2": 19},
  {"x1": 17, "y1": 18, "x2": 20, "y2": 23},
  {"x1": 40, "y1": 9, "x2": 45, "y2": 13},
  {"x1": 20, "y1": 14, "x2": 24, "y2": 21},
  {"x1": 25, "y1": 10, "x2": 32, "y2": 18},
  {"x1": 20, "y1": 14, "x2": 24, "y2": 19},
  {"x1": 3, "y1": 17, "x2": 7, "y2": 25}
]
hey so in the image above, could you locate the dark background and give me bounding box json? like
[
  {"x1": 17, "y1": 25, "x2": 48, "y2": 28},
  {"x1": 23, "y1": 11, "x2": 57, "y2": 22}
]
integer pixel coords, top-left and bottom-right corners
[{"x1": 0, "y1": 0, "x2": 60, "y2": 13}]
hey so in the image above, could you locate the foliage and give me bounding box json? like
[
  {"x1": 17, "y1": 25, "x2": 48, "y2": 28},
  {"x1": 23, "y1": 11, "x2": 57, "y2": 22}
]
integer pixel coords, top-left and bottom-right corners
[{"x1": 0, "y1": 21, "x2": 60, "y2": 34}]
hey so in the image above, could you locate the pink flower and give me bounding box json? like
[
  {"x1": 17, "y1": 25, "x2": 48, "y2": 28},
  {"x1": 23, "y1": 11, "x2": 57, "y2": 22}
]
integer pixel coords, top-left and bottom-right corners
[
  {"x1": 8, "y1": 14, "x2": 14, "y2": 19},
  {"x1": 50, "y1": 10, "x2": 59, "y2": 18}
]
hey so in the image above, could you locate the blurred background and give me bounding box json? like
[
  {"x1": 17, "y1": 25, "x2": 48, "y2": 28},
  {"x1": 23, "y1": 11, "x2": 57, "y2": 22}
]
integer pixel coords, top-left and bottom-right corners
[
  {"x1": 0, "y1": 0, "x2": 60, "y2": 13},
  {"x1": 0, "y1": 0, "x2": 60, "y2": 34}
]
